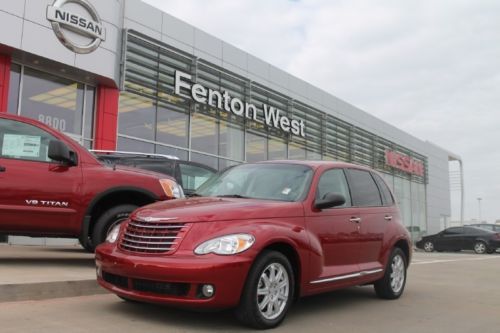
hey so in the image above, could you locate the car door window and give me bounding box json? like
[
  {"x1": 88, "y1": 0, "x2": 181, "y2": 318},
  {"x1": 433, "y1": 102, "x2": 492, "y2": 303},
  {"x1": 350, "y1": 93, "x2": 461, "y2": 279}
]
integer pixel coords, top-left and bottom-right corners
[
  {"x1": 443, "y1": 227, "x2": 463, "y2": 235},
  {"x1": 346, "y1": 169, "x2": 383, "y2": 207},
  {"x1": 0, "y1": 118, "x2": 55, "y2": 163},
  {"x1": 316, "y1": 169, "x2": 351, "y2": 207},
  {"x1": 372, "y1": 173, "x2": 395, "y2": 206},
  {"x1": 179, "y1": 163, "x2": 215, "y2": 192}
]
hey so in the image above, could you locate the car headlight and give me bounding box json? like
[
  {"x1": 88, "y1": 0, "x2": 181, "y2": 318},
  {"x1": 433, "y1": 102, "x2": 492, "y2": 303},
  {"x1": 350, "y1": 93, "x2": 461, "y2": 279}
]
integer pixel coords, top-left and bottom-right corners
[
  {"x1": 194, "y1": 234, "x2": 255, "y2": 255},
  {"x1": 160, "y1": 179, "x2": 185, "y2": 199},
  {"x1": 106, "y1": 224, "x2": 121, "y2": 244}
]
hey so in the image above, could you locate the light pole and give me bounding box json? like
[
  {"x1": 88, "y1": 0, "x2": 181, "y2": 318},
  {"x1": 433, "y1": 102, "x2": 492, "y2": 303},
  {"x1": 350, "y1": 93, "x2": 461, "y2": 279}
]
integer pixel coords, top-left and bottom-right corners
[{"x1": 477, "y1": 197, "x2": 482, "y2": 222}]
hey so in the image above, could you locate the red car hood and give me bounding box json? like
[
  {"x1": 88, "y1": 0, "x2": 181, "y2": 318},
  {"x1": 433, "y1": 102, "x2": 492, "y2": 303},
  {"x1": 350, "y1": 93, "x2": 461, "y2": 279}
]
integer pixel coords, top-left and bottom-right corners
[{"x1": 131, "y1": 197, "x2": 304, "y2": 223}]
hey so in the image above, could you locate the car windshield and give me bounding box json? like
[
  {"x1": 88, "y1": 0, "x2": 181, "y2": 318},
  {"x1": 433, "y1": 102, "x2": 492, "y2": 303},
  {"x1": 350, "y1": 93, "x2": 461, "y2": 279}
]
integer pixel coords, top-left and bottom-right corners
[{"x1": 195, "y1": 163, "x2": 313, "y2": 202}]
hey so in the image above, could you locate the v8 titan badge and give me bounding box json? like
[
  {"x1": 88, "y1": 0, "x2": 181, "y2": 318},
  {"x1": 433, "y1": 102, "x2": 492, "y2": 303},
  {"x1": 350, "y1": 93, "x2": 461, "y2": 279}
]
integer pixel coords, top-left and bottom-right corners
[{"x1": 47, "y1": 0, "x2": 106, "y2": 54}]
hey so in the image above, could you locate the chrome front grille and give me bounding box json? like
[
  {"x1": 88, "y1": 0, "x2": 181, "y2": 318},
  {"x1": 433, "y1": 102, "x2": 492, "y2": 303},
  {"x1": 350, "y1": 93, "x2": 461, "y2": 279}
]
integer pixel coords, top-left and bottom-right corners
[{"x1": 119, "y1": 219, "x2": 189, "y2": 254}]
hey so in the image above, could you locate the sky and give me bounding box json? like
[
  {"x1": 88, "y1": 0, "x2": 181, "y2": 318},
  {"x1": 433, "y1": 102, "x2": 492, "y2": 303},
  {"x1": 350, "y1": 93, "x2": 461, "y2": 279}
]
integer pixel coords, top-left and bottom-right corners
[{"x1": 143, "y1": 0, "x2": 500, "y2": 224}]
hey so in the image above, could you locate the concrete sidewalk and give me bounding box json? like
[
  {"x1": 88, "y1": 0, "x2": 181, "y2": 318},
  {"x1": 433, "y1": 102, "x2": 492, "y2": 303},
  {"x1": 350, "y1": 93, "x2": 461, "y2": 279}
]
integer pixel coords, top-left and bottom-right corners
[{"x1": 0, "y1": 245, "x2": 106, "y2": 302}]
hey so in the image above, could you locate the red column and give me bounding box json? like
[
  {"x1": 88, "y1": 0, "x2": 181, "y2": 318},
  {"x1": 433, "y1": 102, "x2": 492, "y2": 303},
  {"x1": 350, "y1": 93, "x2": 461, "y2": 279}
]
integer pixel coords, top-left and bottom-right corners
[
  {"x1": 0, "y1": 54, "x2": 11, "y2": 113},
  {"x1": 94, "y1": 85, "x2": 119, "y2": 150}
]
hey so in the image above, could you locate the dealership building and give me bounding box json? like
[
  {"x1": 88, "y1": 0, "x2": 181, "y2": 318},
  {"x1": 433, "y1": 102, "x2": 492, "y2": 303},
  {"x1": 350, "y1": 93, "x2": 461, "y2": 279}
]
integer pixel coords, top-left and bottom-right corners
[{"x1": 0, "y1": 0, "x2": 463, "y2": 243}]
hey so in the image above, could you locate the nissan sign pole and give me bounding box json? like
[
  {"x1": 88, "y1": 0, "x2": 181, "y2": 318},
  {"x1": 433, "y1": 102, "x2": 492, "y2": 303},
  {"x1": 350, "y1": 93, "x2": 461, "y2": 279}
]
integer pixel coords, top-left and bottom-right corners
[{"x1": 47, "y1": 0, "x2": 106, "y2": 54}]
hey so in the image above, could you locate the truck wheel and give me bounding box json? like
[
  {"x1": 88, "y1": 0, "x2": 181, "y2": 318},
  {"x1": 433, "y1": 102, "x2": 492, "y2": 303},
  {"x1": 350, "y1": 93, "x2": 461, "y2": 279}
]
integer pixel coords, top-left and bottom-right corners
[
  {"x1": 374, "y1": 247, "x2": 407, "y2": 300},
  {"x1": 235, "y1": 250, "x2": 294, "y2": 329},
  {"x1": 92, "y1": 204, "x2": 137, "y2": 248}
]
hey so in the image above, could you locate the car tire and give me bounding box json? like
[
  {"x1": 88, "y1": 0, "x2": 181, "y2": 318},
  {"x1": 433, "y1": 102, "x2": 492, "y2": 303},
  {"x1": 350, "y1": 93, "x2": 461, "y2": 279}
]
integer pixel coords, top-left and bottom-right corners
[
  {"x1": 91, "y1": 204, "x2": 137, "y2": 249},
  {"x1": 473, "y1": 241, "x2": 487, "y2": 254},
  {"x1": 235, "y1": 250, "x2": 294, "y2": 329},
  {"x1": 423, "y1": 241, "x2": 434, "y2": 252},
  {"x1": 78, "y1": 237, "x2": 94, "y2": 253},
  {"x1": 374, "y1": 247, "x2": 407, "y2": 300},
  {"x1": 486, "y1": 249, "x2": 495, "y2": 254}
]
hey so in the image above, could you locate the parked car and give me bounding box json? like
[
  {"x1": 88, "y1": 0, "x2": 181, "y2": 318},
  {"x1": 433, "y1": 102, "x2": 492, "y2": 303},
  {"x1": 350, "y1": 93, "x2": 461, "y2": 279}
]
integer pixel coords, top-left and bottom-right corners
[
  {"x1": 416, "y1": 226, "x2": 500, "y2": 254},
  {"x1": 96, "y1": 161, "x2": 412, "y2": 329},
  {"x1": 93, "y1": 151, "x2": 216, "y2": 196},
  {"x1": 0, "y1": 113, "x2": 184, "y2": 252},
  {"x1": 468, "y1": 223, "x2": 500, "y2": 232}
]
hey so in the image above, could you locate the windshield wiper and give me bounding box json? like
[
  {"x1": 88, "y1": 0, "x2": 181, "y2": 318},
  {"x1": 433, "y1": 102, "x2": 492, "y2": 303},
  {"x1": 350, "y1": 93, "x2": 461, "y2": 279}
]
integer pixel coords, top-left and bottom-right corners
[
  {"x1": 216, "y1": 194, "x2": 250, "y2": 199},
  {"x1": 186, "y1": 193, "x2": 202, "y2": 197}
]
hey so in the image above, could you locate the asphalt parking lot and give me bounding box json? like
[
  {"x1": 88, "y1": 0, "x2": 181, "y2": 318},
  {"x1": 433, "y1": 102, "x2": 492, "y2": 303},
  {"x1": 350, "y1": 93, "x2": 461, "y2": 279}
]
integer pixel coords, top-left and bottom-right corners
[{"x1": 1, "y1": 251, "x2": 499, "y2": 333}]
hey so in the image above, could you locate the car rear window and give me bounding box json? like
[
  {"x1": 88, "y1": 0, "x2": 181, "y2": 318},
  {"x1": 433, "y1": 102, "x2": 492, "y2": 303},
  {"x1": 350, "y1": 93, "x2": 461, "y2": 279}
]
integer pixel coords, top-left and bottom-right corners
[{"x1": 346, "y1": 169, "x2": 383, "y2": 207}]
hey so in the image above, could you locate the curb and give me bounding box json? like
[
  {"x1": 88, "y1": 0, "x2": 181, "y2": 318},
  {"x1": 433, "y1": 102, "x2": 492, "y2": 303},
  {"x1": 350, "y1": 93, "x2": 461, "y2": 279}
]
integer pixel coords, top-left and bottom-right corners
[{"x1": 0, "y1": 279, "x2": 107, "y2": 303}]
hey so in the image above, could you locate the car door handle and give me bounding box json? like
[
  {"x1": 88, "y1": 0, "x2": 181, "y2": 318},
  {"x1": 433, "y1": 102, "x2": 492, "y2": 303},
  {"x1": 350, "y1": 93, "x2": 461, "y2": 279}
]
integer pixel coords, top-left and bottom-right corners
[
  {"x1": 349, "y1": 217, "x2": 362, "y2": 223},
  {"x1": 0, "y1": 165, "x2": 5, "y2": 172},
  {"x1": 384, "y1": 215, "x2": 393, "y2": 221}
]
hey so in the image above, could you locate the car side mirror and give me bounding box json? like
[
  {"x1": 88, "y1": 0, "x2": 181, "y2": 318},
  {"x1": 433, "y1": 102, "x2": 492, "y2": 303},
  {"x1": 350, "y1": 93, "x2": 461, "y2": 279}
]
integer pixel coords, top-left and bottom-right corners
[
  {"x1": 314, "y1": 193, "x2": 346, "y2": 210},
  {"x1": 48, "y1": 140, "x2": 76, "y2": 166}
]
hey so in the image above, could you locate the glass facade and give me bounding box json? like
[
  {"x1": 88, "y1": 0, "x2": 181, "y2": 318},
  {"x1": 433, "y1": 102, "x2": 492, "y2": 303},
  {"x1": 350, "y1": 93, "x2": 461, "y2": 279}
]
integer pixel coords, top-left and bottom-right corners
[
  {"x1": 118, "y1": 31, "x2": 429, "y2": 235},
  {"x1": 7, "y1": 64, "x2": 95, "y2": 147}
]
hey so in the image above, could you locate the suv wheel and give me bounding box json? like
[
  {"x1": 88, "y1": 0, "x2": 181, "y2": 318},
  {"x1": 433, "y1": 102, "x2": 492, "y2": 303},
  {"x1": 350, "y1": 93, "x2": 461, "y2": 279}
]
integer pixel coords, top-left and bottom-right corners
[
  {"x1": 374, "y1": 247, "x2": 407, "y2": 299},
  {"x1": 474, "y1": 241, "x2": 487, "y2": 254},
  {"x1": 235, "y1": 251, "x2": 294, "y2": 329},
  {"x1": 91, "y1": 204, "x2": 137, "y2": 249}
]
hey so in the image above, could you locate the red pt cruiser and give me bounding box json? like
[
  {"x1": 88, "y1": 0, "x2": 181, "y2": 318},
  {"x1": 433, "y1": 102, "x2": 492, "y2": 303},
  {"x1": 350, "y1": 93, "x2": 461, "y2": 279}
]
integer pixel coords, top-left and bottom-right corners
[{"x1": 96, "y1": 161, "x2": 412, "y2": 329}]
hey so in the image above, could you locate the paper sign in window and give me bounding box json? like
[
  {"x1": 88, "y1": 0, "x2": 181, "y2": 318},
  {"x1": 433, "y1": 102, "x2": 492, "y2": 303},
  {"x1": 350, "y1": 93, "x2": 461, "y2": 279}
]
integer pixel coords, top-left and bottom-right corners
[{"x1": 2, "y1": 134, "x2": 42, "y2": 158}]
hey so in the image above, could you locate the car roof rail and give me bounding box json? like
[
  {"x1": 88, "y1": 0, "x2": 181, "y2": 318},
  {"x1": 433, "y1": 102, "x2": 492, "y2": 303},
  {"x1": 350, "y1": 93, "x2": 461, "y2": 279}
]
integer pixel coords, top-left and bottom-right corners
[{"x1": 90, "y1": 149, "x2": 180, "y2": 160}]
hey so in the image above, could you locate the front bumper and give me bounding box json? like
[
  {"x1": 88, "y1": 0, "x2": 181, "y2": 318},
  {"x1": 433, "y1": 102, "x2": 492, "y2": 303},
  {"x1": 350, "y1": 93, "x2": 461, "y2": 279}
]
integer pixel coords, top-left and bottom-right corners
[{"x1": 95, "y1": 243, "x2": 253, "y2": 309}]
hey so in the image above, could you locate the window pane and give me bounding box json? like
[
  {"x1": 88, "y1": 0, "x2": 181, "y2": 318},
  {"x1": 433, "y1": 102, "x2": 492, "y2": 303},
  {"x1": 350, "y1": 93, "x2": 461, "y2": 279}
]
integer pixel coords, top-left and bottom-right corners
[
  {"x1": 191, "y1": 113, "x2": 218, "y2": 155},
  {"x1": 156, "y1": 105, "x2": 189, "y2": 148},
  {"x1": 118, "y1": 92, "x2": 155, "y2": 141},
  {"x1": 155, "y1": 145, "x2": 188, "y2": 160},
  {"x1": 190, "y1": 152, "x2": 218, "y2": 170},
  {"x1": 246, "y1": 132, "x2": 267, "y2": 162},
  {"x1": 21, "y1": 68, "x2": 84, "y2": 136},
  {"x1": 84, "y1": 87, "x2": 95, "y2": 140},
  {"x1": 347, "y1": 169, "x2": 382, "y2": 207},
  {"x1": 394, "y1": 176, "x2": 412, "y2": 227},
  {"x1": 219, "y1": 121, "x2": 243, "y2": 160},
  {"x1": 307, "y1": 150, "x2": 321, "y2": 160},
  {"x1": 0, "y1": 118, "x2": 56, "y2": 162},
  {"x1": 268, "y1": 137, "x2": 287, "y2": 160},
  {"x1": 117, "y1": 136, "x2": 154, "y2": 153},
  {"x1": 7, "y1": 64, "x2": 21, "y2": 114},
  {"x1": 289, "y1": 143, "x2": 306, "y2": 160}
]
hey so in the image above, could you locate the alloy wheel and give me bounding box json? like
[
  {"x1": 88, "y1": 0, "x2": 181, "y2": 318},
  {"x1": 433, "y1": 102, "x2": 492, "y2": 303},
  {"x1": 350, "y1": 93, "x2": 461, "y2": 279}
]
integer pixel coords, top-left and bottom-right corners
[
  {"x1": 474, "y1": 242, "x2": 486, "y2": 254},
  {"x1": 424, "y1": 241, "x2": 434, "y2": 252},
  {"x1": 256, "y1": 263, "x2": 290, "y2": 320},
  {"x1": 390, "y1": 254, "x2": 405, "y2": 293}
]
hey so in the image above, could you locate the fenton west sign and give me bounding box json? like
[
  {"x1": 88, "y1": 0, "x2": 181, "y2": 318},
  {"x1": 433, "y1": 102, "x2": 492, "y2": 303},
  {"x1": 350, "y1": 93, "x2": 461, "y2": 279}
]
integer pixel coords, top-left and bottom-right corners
[{"x1": 174, "y1": 70, "x2": 306, "y2": 138}]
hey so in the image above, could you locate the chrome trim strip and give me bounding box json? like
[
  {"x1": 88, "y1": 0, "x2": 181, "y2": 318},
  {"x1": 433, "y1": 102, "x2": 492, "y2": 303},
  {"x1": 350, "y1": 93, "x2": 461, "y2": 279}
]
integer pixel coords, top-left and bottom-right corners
[
  {"x1": 121, "y1": 244, "x2": 172, "y2": 251},
  {"x1": 310, "y1": 268, "x2": 383, "y2": 284},
  {"x1": 124, "y1": 233, "x2": 181, "y2": 240},
  {"x1": 122, "y1": 237, "x2": 177, "y2": 245},
  {"x1": 360, "y1": 268, "x2": 383, "y2": 275},
  {"x1": 128, "y1": 222, "x2": 185, "y2": 229}
]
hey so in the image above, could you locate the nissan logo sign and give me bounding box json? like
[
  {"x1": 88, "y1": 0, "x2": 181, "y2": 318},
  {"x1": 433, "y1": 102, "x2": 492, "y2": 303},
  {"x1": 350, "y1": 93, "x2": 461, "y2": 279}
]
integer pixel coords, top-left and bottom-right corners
[{"x1": 47, "y1": 0, "x2": 106, "y2": 54}]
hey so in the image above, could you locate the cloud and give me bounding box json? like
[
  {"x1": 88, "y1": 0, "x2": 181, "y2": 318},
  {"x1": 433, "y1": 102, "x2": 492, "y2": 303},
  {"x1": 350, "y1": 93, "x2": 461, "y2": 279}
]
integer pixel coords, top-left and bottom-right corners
[{"x1": 143, "y1": 0, "x2": 500, "y2": 223}]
